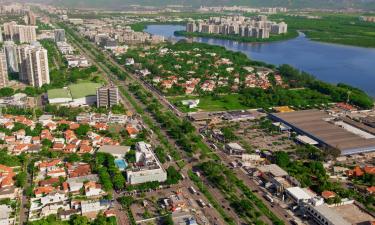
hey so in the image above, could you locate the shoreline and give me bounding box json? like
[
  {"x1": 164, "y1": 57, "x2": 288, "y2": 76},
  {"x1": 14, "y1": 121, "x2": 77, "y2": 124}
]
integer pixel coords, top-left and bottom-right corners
[{"x1": 174, "y1": 30, "x2": 300, "y2": 44}]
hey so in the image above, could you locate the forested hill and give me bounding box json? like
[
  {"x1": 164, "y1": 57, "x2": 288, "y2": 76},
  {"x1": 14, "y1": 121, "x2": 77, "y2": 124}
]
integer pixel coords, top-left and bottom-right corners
[{"x1": 49, "y1": 0, "x2": 375, "y2": 9}]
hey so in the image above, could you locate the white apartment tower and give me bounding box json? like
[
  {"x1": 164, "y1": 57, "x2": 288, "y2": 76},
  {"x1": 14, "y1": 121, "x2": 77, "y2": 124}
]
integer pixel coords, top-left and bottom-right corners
[
  {"x1": 54, "y1": 29, "x2": 66, "y2": 42},
  {"x1": 17, "y1": 43, "x2": 50, "y2": 87},
  {"x1": 4, "y1": 41, "x2": 19, "y2": 73},
  {"x1": 0, "y1": 50, "x2": 9, "y2": 88},
  {"x1": 0, "y1": 26, "x2": 3, "y2": 42},
  {"x1": 96, "y1": 85, "x2": 119, "y2": 108},
  {"x1": 3, "y1": 22, "x2": 37, "y2": 43}
]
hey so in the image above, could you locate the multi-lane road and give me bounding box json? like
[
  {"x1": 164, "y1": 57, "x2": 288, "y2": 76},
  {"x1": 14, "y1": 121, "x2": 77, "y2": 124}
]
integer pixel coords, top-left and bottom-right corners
[{"x1": 61, "y1": 21, "x2": 293, "y2": 225}]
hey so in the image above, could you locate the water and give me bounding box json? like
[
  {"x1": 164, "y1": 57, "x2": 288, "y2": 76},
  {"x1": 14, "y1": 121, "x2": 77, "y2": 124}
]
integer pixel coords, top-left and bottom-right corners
[
  {"x1": 114, "y1": 159, "x2": 128, "y2": 171},
  {"x1": 145, "y1": 25, "x2": 375, "y2": 96}
]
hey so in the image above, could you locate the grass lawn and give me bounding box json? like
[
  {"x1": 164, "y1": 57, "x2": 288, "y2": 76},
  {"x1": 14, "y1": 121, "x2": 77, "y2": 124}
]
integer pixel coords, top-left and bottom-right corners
[
  {"x1": 68, "y1": 82, "x2": 102, "y2": 99},
  {"x1": 47, "y1": 88, "x2": 72, "y2": 99},
  {"x1": 168, "y1": 94, "x2": 249, "y2": 112}
]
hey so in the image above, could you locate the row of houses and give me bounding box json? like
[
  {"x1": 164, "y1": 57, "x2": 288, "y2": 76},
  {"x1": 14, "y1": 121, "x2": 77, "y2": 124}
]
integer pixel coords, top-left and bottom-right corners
[
  {"x1": 30, "y1": 159, "x2": 112, "y2": 221},
  {"x1": 0, "y1": 112, "x2": 142, "y2": 156}
]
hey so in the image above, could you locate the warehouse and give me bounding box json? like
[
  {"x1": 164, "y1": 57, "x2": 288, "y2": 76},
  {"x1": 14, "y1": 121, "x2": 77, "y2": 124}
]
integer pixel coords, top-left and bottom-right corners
[{"x1": 270, "y1": 110, "x2": 375, "y2": 155}]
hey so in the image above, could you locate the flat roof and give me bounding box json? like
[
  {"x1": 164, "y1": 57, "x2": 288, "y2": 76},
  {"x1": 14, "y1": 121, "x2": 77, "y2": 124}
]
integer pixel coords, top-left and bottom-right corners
[
  {"x1": 258, "y1": 164, "x2": 288, "y2": 177},
  {"x1": 47, "y1": 88, "x2": 71, "y2": 99},
  {"x1": 296, "y1": 135, "x2": 319, "y2": 145},
  {"x1": 68, "y1": 82, "x2": 101, "y2": 99},
  {"x1": 98, "y1": 145, "x2": 130, "y2": 156},
  {"x1": 313, "y1": 204, "x2": 351, "y2": 225},
  {"x1": 332, "y1": 203, "x2": 375, "y2": 225},
  {"x1": 271, "y1": 110, "x2": 375, "y2": 155},
  {"x1": 286, "y1": 187, "x2": 313, "y2": 201}
]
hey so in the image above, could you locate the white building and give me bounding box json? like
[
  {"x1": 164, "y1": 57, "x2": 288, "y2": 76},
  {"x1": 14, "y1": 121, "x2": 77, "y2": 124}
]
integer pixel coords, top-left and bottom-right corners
[
  {"x1": 29, "y1": 192, "x2": 70, "y2": 221},
  {"x1": 225, "y1": 142, "x2": 245, "y2": 156},
  {"x1": 3, "y1": 41, "x2": 18, "y2": 73},
  {"x1": 0, "y1": 50, "x2": 8, "y2": 88},
  {"x1": 303, "y1": 199, "x2": 351, "y2": 225},
  {"x1": 126, "y1": 142, "x2": 167, "y2": 185},
  {"x1": 3, "y1": 22, "x2": 37, "y2": 43},
  {"x1": 0, "y1": 205, "x2": 12, "y2": 225},
  {"x1": 17, "y1": 42, "x2": 50, "y2": 87},
  {"x1": 285, "y1": 187, "x2": 315, "y2": 204}
]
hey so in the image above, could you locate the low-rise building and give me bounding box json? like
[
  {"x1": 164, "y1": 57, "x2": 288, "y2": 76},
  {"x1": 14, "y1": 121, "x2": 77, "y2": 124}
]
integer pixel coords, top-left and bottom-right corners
[{"x1": 224, "y1": 142, "x2": 245, "y2": 156}]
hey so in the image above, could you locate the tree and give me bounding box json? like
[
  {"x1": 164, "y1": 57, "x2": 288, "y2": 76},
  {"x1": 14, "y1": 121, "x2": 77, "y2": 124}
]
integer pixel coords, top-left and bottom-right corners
[
  {"x1": 75, "y1": 124, "x2": 90, "y2": 137},
  {"x1": 117, "y1": 196, "x2": 134, "y2": 208},
  {"x1": 41, "y1": 139, "x2": 53, "y2": 148},
  {"x1": 160, "y1": 214, "x2": 173, "y2": 225},
  {"x1": 0, "y1": 87, "x2": 14, "y2": 97},
  {"x1": 274, "y1": 151, "x2": 290, "y2": 168},
  {"x1": 98, "y1": 167, "x2": 113, "y2": 191},
  {"x1": 70, "y1": 215, "x2": 89, "y2": 225},
  {"x1": 166, "y1": 166, "x2": 182, "y2": 185},
  {"x1": 221, "y1": 127, "x2": 236, "y2": 142},
  {"x1": 112, "y1": 172, "x2": 125, "y2": 190},
  {"x1": 14, "y1": 171, "x2": 27, "y2": 187},
  {"x1": 58, "y1": 123, "x2": 69, "y2": 131},
  {"x1": 66, "y1": 153, "x2": 81, "y2": 163}
]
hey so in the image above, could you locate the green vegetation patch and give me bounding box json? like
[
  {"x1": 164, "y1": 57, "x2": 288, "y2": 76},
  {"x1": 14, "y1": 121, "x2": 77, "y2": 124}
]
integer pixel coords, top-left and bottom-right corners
[
  {"x1": 169, "y1": 94, "x2": 248, "y2": 112},
  {"x1": 68, "y1": 82, "x2": 101, "y2": 99},
  {"x1": 47, "y1": 88, "x2": 72, "y2": 99}
]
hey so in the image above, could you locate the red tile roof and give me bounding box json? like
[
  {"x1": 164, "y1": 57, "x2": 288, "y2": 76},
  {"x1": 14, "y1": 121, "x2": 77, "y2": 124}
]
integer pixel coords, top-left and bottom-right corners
[
  {"x1": 0, "y1": 164, "x2": 15, "y2": 188},
  {"x1": 322, "y1": 191, "x2": 336, "y2": 199},
  {"x1": 34, "y1": 186, "x2": 55, "y2": 196}
]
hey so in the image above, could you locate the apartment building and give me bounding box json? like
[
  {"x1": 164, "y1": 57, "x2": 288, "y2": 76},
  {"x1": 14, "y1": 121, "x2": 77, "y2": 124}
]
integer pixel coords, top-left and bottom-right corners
[
  {"x1": 126, "y1": 142, "x2": 167, "y2": 185},
  {"x1": 187, "y1": 15, "x2": 287, "y2": 39},
  {"x1": 3, "y1": 41, "x2": 18, "y2": 73},
  {"x1": 96, "y1": 85, "x2": 119, "y2": 108},
  {"x1": 25, "y1": 11, "x2": 37, "y2": 26},
  {"x1": 17, "y1": 42, "x2": 50, "y2": 87},
  {"x1": 3, "y1": 22, "x2": 37, "y2": 43},
  {"x1": 54, "y1": 29, "x2": 66, "y2": 42},
  {"x1": 0, "y1": 50, "x2": 9, "y2": 88}
]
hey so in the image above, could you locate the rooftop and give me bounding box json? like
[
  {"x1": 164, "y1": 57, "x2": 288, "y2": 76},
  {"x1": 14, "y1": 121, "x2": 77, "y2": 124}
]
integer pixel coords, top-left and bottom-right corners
[
  {"x1": 68, "y1": 82, "x2": 102, "y2": 99},
  {"x1": 258, "y1": 164, "x2": 288, "y2": 177},
  {"x1": 286, "y1": 187, "x2": 314, "y2": 201},
  {"x1": 47, "y1": 88, "x2": 71, "y2": 99},
  {"x1": 271, "y1": 110, "x2": 375, "y2": 155},
  {"x1": 332, "y1": 203, "x2": 375, "y2": 225},
  {"x1": 313, "y1": 204, "x2": 351, "y2": 225},
  {"x1": 98, "y1": 145, "x2": 131, "y2": 156}
]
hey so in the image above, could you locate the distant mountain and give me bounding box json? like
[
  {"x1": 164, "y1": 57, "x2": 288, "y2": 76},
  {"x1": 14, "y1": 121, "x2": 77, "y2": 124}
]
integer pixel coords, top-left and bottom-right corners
[{"x1": 49, "y1": 0, "x2": 375, "y2": 9}]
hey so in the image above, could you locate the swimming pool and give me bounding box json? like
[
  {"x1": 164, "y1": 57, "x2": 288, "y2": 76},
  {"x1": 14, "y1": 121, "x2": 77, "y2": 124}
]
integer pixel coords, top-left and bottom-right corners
[{"x1": 114, "y1": 159, "x2": 128, "y2": 171}]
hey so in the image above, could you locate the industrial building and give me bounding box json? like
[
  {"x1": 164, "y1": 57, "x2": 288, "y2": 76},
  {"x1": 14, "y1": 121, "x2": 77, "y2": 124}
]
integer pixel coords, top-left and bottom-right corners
[{"x1": 270, "y1": 110, "x2": 375, "y2": 155}]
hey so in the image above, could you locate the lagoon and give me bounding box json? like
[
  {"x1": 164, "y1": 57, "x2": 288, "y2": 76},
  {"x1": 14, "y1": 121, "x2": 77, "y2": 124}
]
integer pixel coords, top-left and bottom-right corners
[{"x1": 145, "y1": 25, "x2": 375, "y2": 96}]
